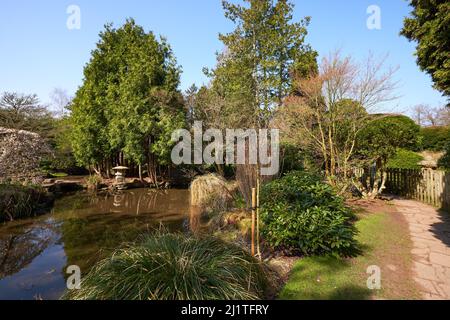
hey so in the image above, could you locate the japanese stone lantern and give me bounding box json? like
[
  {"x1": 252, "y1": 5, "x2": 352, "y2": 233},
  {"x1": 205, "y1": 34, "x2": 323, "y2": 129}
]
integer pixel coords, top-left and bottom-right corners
[{"x1": 112, "y1": 166, "x2": 129, "y2": 189}]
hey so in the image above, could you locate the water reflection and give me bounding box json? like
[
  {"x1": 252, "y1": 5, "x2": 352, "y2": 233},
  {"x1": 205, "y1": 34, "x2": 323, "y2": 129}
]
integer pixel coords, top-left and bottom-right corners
[
  {"x1": 0, "y1": 222, "x2": 59, "y2": 278},
  {"x1": 0, "y1": 189, "x2": 190, "y2": 300}
]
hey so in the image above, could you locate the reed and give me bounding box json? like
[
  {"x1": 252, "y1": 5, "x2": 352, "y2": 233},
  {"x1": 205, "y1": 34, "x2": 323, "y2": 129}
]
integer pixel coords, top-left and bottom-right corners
[{"x1": 0, "y1": 183, "x2": 48, "y2": 222}]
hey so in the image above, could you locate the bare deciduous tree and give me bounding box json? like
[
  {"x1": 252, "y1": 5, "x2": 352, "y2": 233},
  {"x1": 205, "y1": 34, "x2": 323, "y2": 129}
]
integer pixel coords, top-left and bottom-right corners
[
  {"x1": 277, "y1": 50, "x2": 399, "y2": 194},
  {"x1": 50, "y1": 88, "x2": 72, "y2": 117},
  {"x1": 413, "y1": 104, "x2": 449, "y2": 127}
]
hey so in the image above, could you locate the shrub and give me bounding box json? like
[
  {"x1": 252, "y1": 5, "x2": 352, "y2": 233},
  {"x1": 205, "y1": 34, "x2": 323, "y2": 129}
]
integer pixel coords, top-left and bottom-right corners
[
  {"x1": 63, "y1": 232, "x2": 267, "y2": 300},
  {"x1": 419, "y1": 126, "x2": 450, "y2": 151},
  {"x1": 387, "y1": 149, "x2": 424, "y2": 169},
  {"x1": 279, "y1": 143, "x2": 305, "y2": 174},
  {"x1": 438, "y1": 143, "x2": 450, "y2": 170},
  {"x1": 357, "y1": 115, "x2": 420, "y2": 163},
  {"x1": 86, "y1": 174, "x2": 102, "y2": 190},
  {"x1": 0, "y1": 183, "x2": 51, "y2": 222},
  {"x1": 260, "y1": 171, "x2": 358, "y2": 257}
]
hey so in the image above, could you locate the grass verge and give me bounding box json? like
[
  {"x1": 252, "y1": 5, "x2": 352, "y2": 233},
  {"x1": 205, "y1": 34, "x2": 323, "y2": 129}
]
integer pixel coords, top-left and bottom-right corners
[{"x1": 279, "y1": 210, "x2": 421, "y2": 300}]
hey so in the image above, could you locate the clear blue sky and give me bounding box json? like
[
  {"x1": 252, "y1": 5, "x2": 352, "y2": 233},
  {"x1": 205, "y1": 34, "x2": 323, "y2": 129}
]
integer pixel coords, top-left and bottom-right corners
[{"x1": 0, "y1": 0, "x2": 446, "y2": 116}]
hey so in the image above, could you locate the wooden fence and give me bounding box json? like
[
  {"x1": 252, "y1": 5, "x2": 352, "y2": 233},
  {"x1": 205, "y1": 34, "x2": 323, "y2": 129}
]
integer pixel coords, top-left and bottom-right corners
[{"x1": 386, "y1": 168, "x2": 450, "y2": 210}]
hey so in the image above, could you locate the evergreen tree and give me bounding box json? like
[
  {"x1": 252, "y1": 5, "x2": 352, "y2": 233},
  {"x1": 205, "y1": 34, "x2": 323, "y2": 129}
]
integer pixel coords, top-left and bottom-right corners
[
  {"x1": 70, "y1": 19, "x2": 185, "y2": 179},
  {"x1": 401, "y1": 0, "x2": 450, "y2": 98},
  {"x1": 209, "y1": 0, "x2": 318, "y2": 127}
]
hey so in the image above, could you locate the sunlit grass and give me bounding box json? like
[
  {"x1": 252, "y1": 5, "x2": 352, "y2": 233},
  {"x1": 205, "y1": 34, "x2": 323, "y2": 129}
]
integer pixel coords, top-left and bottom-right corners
[{"x1": 279, "y1": 212, "x2": 421, "y2": 300}]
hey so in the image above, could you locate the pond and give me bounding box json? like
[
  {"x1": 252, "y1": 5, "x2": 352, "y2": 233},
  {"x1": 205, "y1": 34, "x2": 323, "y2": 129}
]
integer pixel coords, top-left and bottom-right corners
[{"x1": 0, "y1": 188, "x2": 192, "y2": 300}]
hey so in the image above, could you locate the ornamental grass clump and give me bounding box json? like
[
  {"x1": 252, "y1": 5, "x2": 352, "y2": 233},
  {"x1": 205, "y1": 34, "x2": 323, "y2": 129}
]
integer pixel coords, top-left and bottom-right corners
[
  {"x1": 190, "y1": 174, "x2": 236, "y2": 214},
  {"x1": 261, "y1": 171, "x2": 359, "y2": 257},
  {"x1": 0, "y1": 183, "x2": 49, "y2": 222},
  {"x1": 63, "y1": 231, "x2": 267, "y2": 300}
]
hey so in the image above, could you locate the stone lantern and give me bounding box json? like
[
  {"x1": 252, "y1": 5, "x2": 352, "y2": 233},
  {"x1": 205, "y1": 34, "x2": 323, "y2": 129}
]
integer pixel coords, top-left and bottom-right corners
[{"x1": 112, "y1": 166, "x2": 129, "y2": 190}]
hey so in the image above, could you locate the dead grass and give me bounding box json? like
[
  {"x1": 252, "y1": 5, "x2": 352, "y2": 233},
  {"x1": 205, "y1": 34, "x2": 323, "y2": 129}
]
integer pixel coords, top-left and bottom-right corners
[{"x1": 190, "y1": 174, "x2": 237, "y2": 214}]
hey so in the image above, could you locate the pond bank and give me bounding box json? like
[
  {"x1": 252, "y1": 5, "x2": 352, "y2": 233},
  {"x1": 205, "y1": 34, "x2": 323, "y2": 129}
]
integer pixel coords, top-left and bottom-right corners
[
  {"x1": 42, "y1": 175, "x2": 190, "y2": 193},
  {"x1": 0, "y1": 184, "x2": 54, "y2": 223}
]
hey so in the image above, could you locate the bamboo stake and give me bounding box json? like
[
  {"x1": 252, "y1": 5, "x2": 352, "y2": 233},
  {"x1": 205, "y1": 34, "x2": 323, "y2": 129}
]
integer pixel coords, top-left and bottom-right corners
[
  {"x1": 251, "y1": 187, "x2": 257, "y2": 257},
  {"x1": 256, "y1": 175, "x2": 261, "y2": 260}
]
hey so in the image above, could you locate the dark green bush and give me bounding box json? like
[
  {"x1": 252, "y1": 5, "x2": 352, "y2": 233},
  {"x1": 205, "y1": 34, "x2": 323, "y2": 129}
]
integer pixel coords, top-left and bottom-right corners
[
  {"x1": 0, "y1": 184, "x2": 51, "y2": 222},
  {"x1": 280, "y1": 143, "x2": 305, "y2": 174},
  {"x1": 63, "y1": 232, "x2": 267, "y2": 300},
  {"x1": 261, "y1": 171, "x2": 358, "y2": 257},
  {"x1": 357, "y1": 115, "x2": 420, "y2": 161},
  {"x1": 438, "y1": 143, "x2": 450, "y2": 170},
  {"x1": 387, "y1": 149, "x2": 424, "y2": 169},
  {"x1": 419, "y1": 126, "x2": 450, "y2": 151}
]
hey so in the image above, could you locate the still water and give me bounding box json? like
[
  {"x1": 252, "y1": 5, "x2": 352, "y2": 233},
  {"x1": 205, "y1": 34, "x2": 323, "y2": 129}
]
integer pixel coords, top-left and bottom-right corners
[{"x1": 0, "y1": 189, "x2": 191, "y2": 300}]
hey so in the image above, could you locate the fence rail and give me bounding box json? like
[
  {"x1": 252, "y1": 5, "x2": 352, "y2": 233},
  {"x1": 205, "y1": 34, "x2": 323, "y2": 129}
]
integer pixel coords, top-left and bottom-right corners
[{"x1": 386, "y1": 168, "x2": 450, "y2": 210}]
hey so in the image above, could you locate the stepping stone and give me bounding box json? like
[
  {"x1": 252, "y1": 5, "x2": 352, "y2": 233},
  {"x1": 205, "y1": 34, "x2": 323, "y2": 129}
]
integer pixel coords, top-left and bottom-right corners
[
  {"x1": 414, "y1": 278, "x2": 438, "y2": 295},
  {"x1": 429, "y1": 252, "x2": 450, "y2": 268},
  {"x1": 413, "y1": 262, "x2": 439, "y2": 281}
]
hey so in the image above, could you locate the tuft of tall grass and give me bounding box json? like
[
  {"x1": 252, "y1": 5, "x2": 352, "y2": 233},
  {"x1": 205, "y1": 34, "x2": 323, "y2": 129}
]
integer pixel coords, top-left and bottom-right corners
[
  {"x1": 190, "y1": 174, "x2": 237, "y2": 214},
  {"x1": 0, "y1": 183, "x2": 49, "y2": 222},
  {"x1": 63, "y1": 231, "x2": 268, "y2": 300},
  {"x1": 86, "y1": 174, "x2": 102, "y2": 191}
]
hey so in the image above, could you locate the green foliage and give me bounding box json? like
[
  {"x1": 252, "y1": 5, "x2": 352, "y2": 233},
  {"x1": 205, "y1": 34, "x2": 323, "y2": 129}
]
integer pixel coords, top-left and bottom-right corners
[
  {"x1": 200, "y1": 0, "x2": 317, "y2": 129},
  {"x1": 419, "y1": 126, "x2": 450, "y2": 151},
  {"x1": 70, "y1": 19, "x2": 185, "y2": 170},
  {"x1": 40, "y1": 116, "x2": 87, "y2": 175},
  {"x1": 86, "y1": 175, "x2": 103, "y2": 190},
  {"x1": 401, "y1": 0, "x2": 450, "y2": 97},
  {"x1": 354, "y1": 115, "x2": 421, "y2": 198},
  {"x1": 0, "y1": 183, "x2": 50, "y2": 222},
  {"x1": 357, "y1": 115, "x2": 420, "y2": 167},
  {"x1": 438, "y1": 143, "x2": 450, "y2": 169},
  {"x1": 280, "y1": 143, "x2": 305, "y2": 174},
  {"x1": 63, "y1": 232, "x2": 267, "y2": 300},
  {"x1": 260, "y1": 171, "x2": 358, "y2": 257},
  {"x1": 387, "y1": 149, "x2": 423, "y2": 169}
]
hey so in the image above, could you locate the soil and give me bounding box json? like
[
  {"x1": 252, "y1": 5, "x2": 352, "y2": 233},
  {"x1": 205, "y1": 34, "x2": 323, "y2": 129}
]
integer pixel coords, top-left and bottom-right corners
[
  {"x1": 347, "y1": 198, "x2": 397, "y2": 215},
  {"x1": 265, "y1": 255, "x2": 299, "y2": 299}
]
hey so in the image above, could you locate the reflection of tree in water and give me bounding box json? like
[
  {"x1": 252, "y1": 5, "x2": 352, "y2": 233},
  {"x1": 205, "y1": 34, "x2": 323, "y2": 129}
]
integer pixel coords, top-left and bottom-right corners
[
  {"x1": 0, "y1": 223, "x2": 57, "y2": 278},
  {"x1": 58, "y1": 189, "x2": 190, "y2": 218},
  {"x1": 58, "y1": 189, "x2": 190, "y2": 274}
]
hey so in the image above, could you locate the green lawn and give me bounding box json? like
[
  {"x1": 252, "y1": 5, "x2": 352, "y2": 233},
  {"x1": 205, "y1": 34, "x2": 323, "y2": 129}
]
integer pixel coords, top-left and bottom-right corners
[{"x1": 279, "y1": 210, "x2": 421, "y2": 300}]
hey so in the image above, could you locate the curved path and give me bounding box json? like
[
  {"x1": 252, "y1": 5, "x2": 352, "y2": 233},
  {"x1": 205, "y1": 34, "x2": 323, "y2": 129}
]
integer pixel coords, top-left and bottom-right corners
[{"x1": 393, "y1": 199, "x2": 450, "y2": 300}]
